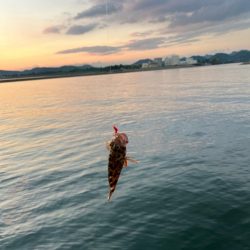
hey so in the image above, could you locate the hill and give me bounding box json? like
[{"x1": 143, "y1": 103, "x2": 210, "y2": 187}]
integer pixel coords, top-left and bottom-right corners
[
  {"x1": 0, "y1": 65, "x2": 95, "y2": 78},
  {"x1": 192, "y1": 50, "x2": 250, "y2": 65},
  {"x1": 133, "y1": 59, "x2": 153, "y2": 66}
]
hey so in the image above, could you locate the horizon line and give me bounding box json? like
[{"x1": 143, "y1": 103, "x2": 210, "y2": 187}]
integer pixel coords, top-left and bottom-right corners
[{"x1": 1, "y1": 48, "x2": 249, "y2": 72}]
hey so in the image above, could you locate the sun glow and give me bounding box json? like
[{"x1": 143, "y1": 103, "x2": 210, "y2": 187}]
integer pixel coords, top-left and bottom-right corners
[{"x1": 1, "y1": 1, "x2": 250, "y2": 70}]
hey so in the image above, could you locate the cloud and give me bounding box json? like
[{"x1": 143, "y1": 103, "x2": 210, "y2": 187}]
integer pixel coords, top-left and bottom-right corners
[
  {"x1": 47, "y1": 1, "x2": 250, "y2": 36},
  {"x1": 126, "y1": 37, "x2": 166, "y2": 50},
  {"x1": 123, "y1": 0, "x2": 250, "y2": 25},
  {"x1": 50, "y1": 0, "x2": 250, "y2": 53},
  {"x1": 124, "y1": 0, "x2": 250, "y2": 45},
  {"x1": 159, "y1": 18, "x2": 250, "y2": 47},
  {"x1": 43, "y1": 25, "x2": 64, "y2": 34},
  {"x1": 57, "y1": 45, "x2": 122, "y2": 55},
  {"x1": 66, "y1": 23, "x2": 98, "y2": 35},
  {"x1": 56, "y1": 37, "x2": 168, "y2": 55},
  {"x1": 130, "y1": 30, "x2": 156, "y2": 37},
  {"x1": 100, "y1": 0, "x2": 250, "y2": 30},
  {"x1": 169, "y1": 0, "x2": 250, "y2": 28},
  {"x1": 164, "y1": 17, "x2": 250, "y2": 40},
  {"x1": 74, "y1": 2, "x2": 122, "y2": 20}
]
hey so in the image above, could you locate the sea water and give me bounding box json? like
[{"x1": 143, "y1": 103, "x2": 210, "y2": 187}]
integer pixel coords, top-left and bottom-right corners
[{"x1": 1, "y1": 64, "x2": 250, "y2": 250}]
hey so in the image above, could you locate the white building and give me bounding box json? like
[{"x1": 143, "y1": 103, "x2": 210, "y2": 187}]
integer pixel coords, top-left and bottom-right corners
[
  {"x1": 142, "y1": 63, "x2": 149, "y2": 68},
  {"x1": 142, "y1": 62, "x2": 159, "y2": 68},
  {"x1": 164, "y1": 55, "x2": 180, "y2": 66},
  {"x1": 185, "y1": 57, "x2": 197, "y2": 65}
]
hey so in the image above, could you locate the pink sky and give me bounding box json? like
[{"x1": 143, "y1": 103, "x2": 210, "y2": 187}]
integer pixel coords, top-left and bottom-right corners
[{"x1": 1, "y1": 0, "x2": 250, "y2": 70}]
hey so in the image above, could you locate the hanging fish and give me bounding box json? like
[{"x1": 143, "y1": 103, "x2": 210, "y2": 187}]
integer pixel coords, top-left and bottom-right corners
[{"x1": 107, "y1": 125, "x2": 137, "y2": 201}]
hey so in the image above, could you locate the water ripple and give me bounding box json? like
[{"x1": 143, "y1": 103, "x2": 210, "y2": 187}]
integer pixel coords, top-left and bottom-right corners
[{"x1": 1, "y1": 64, "x2": 250, "y2": 250}]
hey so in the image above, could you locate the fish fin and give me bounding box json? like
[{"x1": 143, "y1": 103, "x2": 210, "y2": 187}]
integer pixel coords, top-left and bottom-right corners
[
  {"x1": 126, "y1": 156, "x2": 139, "y2": 164},
  {"x1": 106, "y1": 141, "x2": 111, "y2": 151},
  {"x1": 123, "y1": 158, "x2": 128, "y2": 168},
  {"x1": 108, "y1": 193, "x2": 112, "y2": 201},
  {"x1": 108, "y1": 187, "x2": 114, "y2": 201}
]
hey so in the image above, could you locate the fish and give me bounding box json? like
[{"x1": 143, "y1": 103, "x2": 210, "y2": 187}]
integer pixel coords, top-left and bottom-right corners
[{"x1": 107, "y1": 125, "x2": 135, "y2": 201}]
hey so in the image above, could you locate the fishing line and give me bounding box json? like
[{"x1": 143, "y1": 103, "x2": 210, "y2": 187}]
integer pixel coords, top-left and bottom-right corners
[
  {"x1": 105, "y1": 0, "x2": 112, "y2": 73},
  {"x1": 105, "y1": 0, "x2": 108, "y2": 42}
]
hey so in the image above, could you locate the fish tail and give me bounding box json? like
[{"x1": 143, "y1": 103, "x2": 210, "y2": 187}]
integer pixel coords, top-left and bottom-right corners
[{"x1": 108, "y1": 188, "x2": 114, "y2": 201}]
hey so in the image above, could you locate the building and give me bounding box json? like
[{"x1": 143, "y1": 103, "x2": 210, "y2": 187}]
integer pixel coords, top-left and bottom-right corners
[
  {"x1": 185, "y1": 57, "x2": 197, "y2": 65},
  {"x1": 164, "y1": 55, "x2": 180, "y2": 66},
  {"x1": 179, "y1": 57, "x2": 197, "y2": 65},
  {"x1": 154, "y1": 57, "x2": 163, "y2": 67},
  {"x1": 142, "y1": 62, "x2": 159, "y2": 68},
  {"x1": 142, "y1": 63, "x2": 149, "y2": 68}
]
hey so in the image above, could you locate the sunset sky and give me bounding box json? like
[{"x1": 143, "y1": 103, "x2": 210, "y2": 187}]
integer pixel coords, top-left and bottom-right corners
[{"x1": 1, "y1": 0, "x2": 250, "y2": 70}]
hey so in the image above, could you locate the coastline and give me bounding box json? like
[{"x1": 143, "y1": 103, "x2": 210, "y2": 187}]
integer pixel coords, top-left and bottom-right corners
[
  {"x1": 241, "y1": 61, "x2": 250, "y2": 65},
  {"x1": 0, "y1": 64, "x2": 196, "y2": 84}
]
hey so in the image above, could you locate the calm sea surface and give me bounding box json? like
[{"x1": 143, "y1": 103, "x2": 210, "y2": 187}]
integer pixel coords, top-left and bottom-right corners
[{"x1": 1, "y1": 64, "x2": 250, "y2": 250}]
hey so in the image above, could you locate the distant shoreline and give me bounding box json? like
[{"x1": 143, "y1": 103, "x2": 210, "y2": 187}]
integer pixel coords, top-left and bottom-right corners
[
  {"x1": 1, "y1": 62, "x2": 247, "y2": 84},
  {"x1": 241, "y1": 61, "x2": 250, "y2": 65},
  {"x1": 0, "y1": 64, "x2": 197, "y2": 83},
  {"x1": 1, "y1": 49, "x2": 249, "y2": 84}
]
